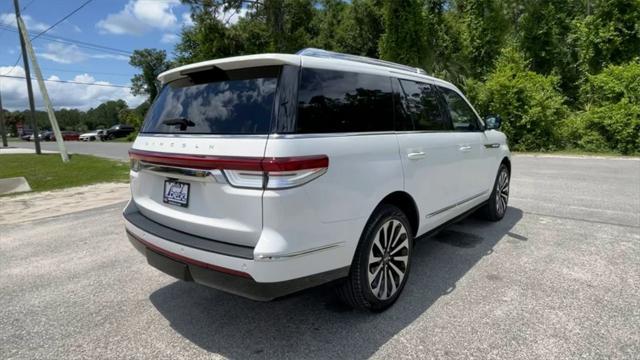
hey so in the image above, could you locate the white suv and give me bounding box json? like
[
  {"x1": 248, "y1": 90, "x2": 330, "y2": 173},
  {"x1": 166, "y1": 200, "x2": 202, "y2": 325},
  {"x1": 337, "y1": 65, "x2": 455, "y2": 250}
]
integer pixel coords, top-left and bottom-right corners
[{"x1": 124, "y1": 49, "x2": 510, "y2": 311}]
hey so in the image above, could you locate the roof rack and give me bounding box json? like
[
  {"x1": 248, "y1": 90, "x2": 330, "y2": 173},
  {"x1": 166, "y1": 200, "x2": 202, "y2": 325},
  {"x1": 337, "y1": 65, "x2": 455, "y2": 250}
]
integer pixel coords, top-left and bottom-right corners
[{"x1": 296, "y1": 48, "x2": 427, "y2": 75}]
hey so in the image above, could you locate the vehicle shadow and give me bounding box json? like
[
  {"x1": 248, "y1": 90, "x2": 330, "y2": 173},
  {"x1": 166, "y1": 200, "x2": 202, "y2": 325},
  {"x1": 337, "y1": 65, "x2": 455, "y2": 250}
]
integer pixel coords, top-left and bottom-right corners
[{"x1": 150, "y1": 207, "x2": 524, "y2": 359}]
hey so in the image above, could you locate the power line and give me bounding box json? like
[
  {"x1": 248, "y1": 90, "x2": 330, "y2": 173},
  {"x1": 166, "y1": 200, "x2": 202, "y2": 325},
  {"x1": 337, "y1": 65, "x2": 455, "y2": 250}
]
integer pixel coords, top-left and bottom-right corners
[
  {"x1": 0, "y1": 25, "x2": 132, "y2": 56},
  {"x1": 1, "y1": 54, "x2": 23, "y2": 76},
  {"x1": 39, "y1": 67, "x2": 133, "y2": 77},
  {"x1": 0, "y1": 74, "x2": 131, "y2": 88},
  {"x1": 31, "y1": 0, "x2": 95, "y2": 40},
  {"x1": 21, "y1": 0, "x2": 36, "y2": 11}
]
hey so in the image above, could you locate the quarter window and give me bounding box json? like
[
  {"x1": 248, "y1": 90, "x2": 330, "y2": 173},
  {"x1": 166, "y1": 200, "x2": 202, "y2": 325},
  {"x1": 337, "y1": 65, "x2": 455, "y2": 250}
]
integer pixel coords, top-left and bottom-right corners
[
  {"x1": 295, "y1": 69, "x2": 394, "y2": 133},
  {"x1": 438, "y1": 86, "x2": 481, "y2": 131},
  {"x1": 398, "y1": 80, "x2": 450, "y2": 131}
]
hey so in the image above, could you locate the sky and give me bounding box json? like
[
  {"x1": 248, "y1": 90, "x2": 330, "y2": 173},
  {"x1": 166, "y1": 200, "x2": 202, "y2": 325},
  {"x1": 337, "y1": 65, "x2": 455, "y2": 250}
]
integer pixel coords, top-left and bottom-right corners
[{"x1": 0, "y1": 0, "x2": 234, "y2": 111}]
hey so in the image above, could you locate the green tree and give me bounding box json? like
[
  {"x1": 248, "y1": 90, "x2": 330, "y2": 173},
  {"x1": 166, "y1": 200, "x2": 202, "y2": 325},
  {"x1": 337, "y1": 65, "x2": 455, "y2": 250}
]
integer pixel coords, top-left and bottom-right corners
[
  {"x1": 129, "y1": 49, "x2": 171, "y2": 101},
  {"x1": 335, "y1": 0, "x2": 384, "y2": 57},
  {"x1": 517, "y1": 0, "x2": 583, "y2": 100},
  {"x1": 312, "y1": 0, "x2": 346, "y2": 50},
  {"x1": 572, "y1": 0, "x2": 640, "y2": 74},
  {"x1": 468, "y1": 46, "x2": 568, "y2": 151},
  {"x1": 458, "y1": 0, "x2": 510, "y2": 78},
  {"x1": 379, "y1": 0, "x2": 426, "y2": 67}
]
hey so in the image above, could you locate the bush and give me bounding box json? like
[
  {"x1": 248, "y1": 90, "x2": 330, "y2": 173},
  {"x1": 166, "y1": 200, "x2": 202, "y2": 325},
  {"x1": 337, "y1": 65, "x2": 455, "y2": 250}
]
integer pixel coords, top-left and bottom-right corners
[
  {"x1": 561, "y1": 60, "x2": 640, "y2": 155},
  {"x1": 125, "y1": 131, "x2": 139, "y2": 142},
  {"x1": 467, "y1": 46, "x2": 568, "y2": 151},
  {"x1": 580, "y1": 60, "x2": 640, "y2": 106}
]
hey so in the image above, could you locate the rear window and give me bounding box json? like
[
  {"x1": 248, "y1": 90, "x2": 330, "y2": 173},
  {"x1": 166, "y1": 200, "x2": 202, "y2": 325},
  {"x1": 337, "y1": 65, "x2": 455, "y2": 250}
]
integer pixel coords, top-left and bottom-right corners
[
  {"x1": 141, "y1": 67, "x2": 279, "y2": 135},
  {"x1": 295, "y1": 68, "x2": 394, "y2": 133}
]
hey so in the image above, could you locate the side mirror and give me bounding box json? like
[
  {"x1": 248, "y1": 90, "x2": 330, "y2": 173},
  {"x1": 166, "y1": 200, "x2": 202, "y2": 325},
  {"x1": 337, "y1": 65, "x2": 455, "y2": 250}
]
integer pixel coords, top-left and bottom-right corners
[{"x1": 484, "y1": 115, "x2": 502, "y2": 130}]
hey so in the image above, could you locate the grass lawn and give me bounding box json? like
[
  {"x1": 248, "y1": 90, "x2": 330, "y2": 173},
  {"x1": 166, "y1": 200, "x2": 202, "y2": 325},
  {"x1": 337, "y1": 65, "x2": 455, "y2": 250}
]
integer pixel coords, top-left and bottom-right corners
[{"x1": 0, "y1": 154, "x2": 129, "y2": 193}]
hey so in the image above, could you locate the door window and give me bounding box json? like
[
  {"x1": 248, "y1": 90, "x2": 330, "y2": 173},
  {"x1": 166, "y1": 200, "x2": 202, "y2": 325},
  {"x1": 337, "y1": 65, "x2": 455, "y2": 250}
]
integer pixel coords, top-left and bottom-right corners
[
  {"x1": 438, "y1": 87, "x2": 481, "y2": 131},
  {"x1": 398, "y1": 80, "x2": 450, "y2": 131}
]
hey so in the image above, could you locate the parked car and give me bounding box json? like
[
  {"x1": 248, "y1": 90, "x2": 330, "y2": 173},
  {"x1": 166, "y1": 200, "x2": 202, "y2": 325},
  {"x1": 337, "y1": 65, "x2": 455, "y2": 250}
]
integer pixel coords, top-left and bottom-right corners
[
  {"x1": 105, "y1": 124, "x2": 134, "y2": 139},
  {"x1": 124, "y1": 49, "x2": 511, "y2": 311},
  {"x1": 51, "y1": 131, "x2": 80, "y2": 141},
  {"x1": 28, "y1": 131, "x2": 53, "y2": 141},
  {"x1": 20, "y1": 130, "x2": 33, "y2": 141},
  {"x1": 79, "y1": 130, "x2": 102, "y2": 141}
]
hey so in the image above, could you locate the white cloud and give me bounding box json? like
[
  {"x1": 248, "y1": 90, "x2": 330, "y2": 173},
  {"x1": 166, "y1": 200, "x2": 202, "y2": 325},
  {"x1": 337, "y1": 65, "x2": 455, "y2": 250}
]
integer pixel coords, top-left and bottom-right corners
[
  {"x1": 0, "y1": 66, "x2": 144, "y2": 111},
  {"x1": 38, "y1": 43, "x2": 129, "y2": 64},
  {"x1": 91, "y1": 53, "x2": 130, "y2": 61},
  {"x1": 218, "y1": 8, "x2": 248, "y2": 26},
  {"x1": 161, "y1": 33, "x2": 180, "y2": 44},
  {"x1": 40, "y1": 43, "x2": 88, "y2": 64},
  {"x1": 0, "y1": 13, "x2": 49, "y2": 32},
  {"x1": 96, "y1": 0, "x2": 180, "y2": 35},
  {"x1": 181, "y1": 12, "x2": 194, "y2": 27}
]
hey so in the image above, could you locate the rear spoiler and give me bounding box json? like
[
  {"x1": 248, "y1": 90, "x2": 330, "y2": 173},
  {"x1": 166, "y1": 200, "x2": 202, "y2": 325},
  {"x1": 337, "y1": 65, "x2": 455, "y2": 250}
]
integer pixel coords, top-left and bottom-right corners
[{"x1": 157, "y1": 54, "x2": 301, "y2": 85}]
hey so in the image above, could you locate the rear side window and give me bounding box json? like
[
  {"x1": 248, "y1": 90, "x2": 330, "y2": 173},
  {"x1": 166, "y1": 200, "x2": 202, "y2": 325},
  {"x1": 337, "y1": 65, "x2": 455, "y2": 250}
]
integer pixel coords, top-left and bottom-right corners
[
  {"x1": 398, "y1": 80, "x2": 450, "y2": 131},
  {"x1": 438, "y1": 86, "x2": 481, "y2": 131},
  {"x1": 141, "y1": 67, "x2": 278, "y2": 135},
  {"x1": 295, "y1": 68, "x2": 394, "y2": 133}
]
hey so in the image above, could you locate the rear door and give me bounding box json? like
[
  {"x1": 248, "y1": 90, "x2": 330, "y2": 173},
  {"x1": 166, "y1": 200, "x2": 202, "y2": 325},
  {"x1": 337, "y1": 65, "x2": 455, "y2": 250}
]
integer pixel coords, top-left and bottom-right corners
[
  {"x1": 393, "y1": 78, "x2": 462, "y2": 232},
  {"x1": 129, "y1": 66, "x2": 281, "y2": 247}
]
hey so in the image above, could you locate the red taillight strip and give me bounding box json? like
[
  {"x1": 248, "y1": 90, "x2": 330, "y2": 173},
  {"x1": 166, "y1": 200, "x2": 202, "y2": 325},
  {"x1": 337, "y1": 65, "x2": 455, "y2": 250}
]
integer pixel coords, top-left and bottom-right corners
[
  {"x1": 129, "y1": 149, "x2": 328, "y2": 172},
  {"x1": 261, "y1": 155, "x2": 329, "y2": 172},
  {"x1": 128, "y1": 230, "x2": 253, "y2": 279}
]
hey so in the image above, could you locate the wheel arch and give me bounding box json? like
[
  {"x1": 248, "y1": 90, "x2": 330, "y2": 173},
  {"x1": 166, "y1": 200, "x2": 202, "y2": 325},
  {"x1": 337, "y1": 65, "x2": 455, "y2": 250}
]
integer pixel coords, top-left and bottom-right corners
[
  {"x1": 377, "y1": 191, "x2": 419, "y2": 236},
  {"x1": 501, "y1": 156, "x2": 511, "y2": 174}
]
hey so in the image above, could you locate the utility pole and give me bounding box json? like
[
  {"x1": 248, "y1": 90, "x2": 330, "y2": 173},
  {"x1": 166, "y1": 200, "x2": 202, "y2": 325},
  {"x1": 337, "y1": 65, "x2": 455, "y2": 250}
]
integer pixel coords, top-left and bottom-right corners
[
  {"x1": 0, "y1": 90, "x2": 8, "y2": 147},
  {"x1": 16, "y1": 15, "x2": 69, "y2": 161},
  {"x1": 13, "y1": 0, "x2": 40, "y2": 154},
  {"x1": 14, "y1": 0, "x2": 69, "y2": 161}
]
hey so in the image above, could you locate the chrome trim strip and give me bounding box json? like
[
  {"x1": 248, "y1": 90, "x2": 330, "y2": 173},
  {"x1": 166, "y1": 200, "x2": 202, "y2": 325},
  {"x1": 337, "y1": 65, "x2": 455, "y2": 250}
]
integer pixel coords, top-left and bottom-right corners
[
  {"x1": 270, "y1": 130, "x2": 477, "y2": 139},
  {"x1": 138, "y1": 161, "x2": 226, "y2": 183},
  {"x1": 138, "y1": 131, "x2": 492, "y2": 140},
  {"x1": 137, "y1": 133, "x2": 269, "y2": 139},
  {"x1": 255, "y1": 242, "x2": 345, "y2": 261},
  {"x1": 270, "y1": 131, "x2": 396, "y2": 139},
  {"x1": 425, "y1": 190, "x2": 489, "y2": 218}
]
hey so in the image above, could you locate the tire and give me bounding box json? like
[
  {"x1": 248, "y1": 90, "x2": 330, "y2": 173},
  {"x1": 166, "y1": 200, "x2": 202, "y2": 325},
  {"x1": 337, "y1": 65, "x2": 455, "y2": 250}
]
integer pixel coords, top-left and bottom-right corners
[
  {"x1": 336, "y1": 204, "x2": 413, "y2": 311},
  {"x1": 480, "y1": 163, "x2": 510, "y2": 221}
]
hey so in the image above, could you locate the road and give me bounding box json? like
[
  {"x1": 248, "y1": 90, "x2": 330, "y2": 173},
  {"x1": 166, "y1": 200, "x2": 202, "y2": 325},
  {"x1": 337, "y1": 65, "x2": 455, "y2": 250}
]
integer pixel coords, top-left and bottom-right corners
[
  {"x1": 1, "y1": 156, "x2": 639, "y2": 359},
  {"x1": 7, "y1": 140, "x2": 132, "y2": 161}
]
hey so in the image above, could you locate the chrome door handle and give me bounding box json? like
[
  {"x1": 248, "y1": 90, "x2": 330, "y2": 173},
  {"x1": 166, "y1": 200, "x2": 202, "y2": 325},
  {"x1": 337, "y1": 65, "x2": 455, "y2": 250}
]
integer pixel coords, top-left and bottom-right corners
[
  {"x1": 407, "y1": 151, "x2": 427, "y2": 160},
  {"x1": 458, "y1": 145, "x2": 472, "y2": 152}
]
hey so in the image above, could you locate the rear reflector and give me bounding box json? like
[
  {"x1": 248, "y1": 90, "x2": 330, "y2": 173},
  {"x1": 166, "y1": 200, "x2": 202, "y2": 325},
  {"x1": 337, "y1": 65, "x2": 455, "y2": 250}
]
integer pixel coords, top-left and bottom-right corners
[
  {"x1": 128, "y1": 230, "x2": 253, "y2": 279},
  {"x1": 129, "y1": 149, "x2": 329, "y2": 189}
]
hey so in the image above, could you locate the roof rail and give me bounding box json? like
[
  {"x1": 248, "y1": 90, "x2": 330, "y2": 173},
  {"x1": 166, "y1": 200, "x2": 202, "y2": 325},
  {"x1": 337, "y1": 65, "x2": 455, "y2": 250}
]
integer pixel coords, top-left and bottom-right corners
[{"x1": 296, "y1": 48, "x2": 427, "y2": 75}]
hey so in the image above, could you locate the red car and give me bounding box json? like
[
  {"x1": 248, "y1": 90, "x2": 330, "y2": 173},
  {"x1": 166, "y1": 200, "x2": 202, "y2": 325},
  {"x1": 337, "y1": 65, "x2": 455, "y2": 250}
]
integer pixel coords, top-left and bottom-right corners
[{"x1": 51, "y1": 131, "x2": 80, "y2": 141}]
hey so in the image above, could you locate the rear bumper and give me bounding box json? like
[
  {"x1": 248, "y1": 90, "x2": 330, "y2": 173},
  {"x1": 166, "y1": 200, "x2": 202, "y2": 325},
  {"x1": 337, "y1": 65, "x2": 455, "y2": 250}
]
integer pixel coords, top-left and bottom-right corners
[{"x1": 123, "y1": 201, "x2": 349, "y2": 301}]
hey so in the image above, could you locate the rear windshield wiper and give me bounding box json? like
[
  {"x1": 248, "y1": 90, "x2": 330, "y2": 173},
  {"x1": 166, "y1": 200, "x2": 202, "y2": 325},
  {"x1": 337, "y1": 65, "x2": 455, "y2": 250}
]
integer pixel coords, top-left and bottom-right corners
[{"x1": 161, "y1": 117, "x2": 195, "y2": 131}]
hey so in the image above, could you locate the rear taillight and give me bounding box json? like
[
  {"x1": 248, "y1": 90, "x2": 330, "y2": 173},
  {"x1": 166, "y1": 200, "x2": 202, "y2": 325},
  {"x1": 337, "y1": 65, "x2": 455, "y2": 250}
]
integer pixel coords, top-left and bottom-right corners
[
  {"x1": 128, "y1": 150, "x2": 329, "y2": 190},
  {"x1": 224, "y1": 156, "x2": 329, "y2": 189}
]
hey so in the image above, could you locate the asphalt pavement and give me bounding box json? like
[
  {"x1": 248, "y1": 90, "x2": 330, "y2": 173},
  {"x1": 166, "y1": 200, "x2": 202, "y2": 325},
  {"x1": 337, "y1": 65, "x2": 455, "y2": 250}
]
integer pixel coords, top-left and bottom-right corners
[
  {"x1": 1, "y1": 155, "x2": 639, "y2": 359},
  {"x1": 7, "y1": 140, "x2": 132, "y2": 161}
]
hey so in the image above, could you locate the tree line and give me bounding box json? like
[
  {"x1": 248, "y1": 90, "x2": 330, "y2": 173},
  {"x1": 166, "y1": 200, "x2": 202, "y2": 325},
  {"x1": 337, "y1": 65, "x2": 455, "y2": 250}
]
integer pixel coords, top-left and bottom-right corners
[{"x1": 3, "y1": 100, "x2": 149, "y2": 137}]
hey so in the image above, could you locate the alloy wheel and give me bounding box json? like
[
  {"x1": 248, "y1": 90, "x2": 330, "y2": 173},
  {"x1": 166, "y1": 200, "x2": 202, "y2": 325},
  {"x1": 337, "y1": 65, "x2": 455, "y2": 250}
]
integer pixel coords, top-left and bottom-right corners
[
  {"x1": 367, "y1": 219, "x2": 410, "y2": 300},
  {"x1": 496, "y1": 169, "x2": 509, "y2": 216}
]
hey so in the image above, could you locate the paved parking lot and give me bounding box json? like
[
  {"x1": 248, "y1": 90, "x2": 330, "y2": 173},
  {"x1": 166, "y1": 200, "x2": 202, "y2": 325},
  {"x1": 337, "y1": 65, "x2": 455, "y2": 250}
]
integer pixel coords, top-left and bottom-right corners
[{"x1": 1, "y1": 155, "x2": 639, "y2": 359}]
